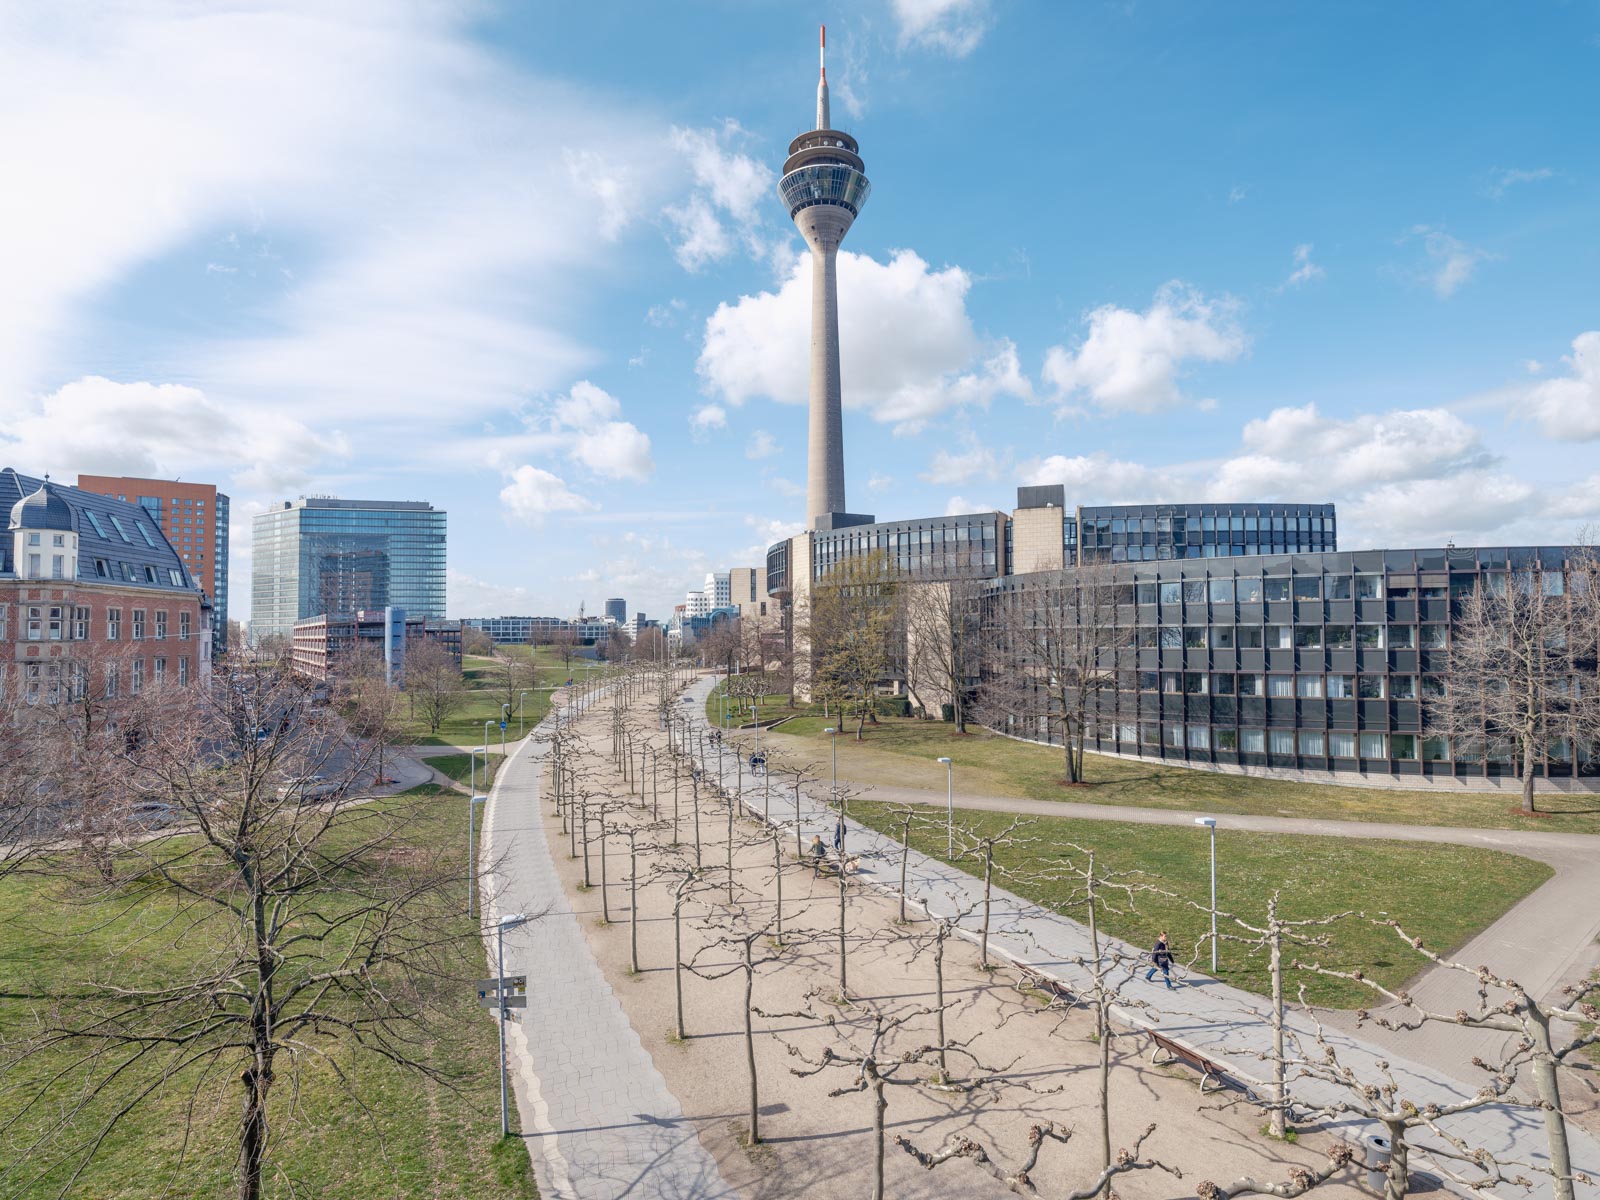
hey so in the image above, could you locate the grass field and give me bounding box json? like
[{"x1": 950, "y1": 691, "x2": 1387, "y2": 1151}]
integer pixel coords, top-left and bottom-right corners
[
  {"x1": 404, "y1": 652, "x2": 607, "y2": 747},
  {"x1": 706, "y1": 685, "x2": 1600, "y2": 835},
  {"x1": 429, "y1": 751, "x2": 506, "y2": 788},
  {"x1": 846, "y1": 799, "x2": 1552, "y2": 1009},
  {"x1": 0, "y1": 785, "x2": 537, "y2": 1199}
]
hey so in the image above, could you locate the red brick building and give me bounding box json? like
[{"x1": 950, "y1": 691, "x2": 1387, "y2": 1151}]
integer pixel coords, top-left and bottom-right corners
[{"x1": 2, "y1": 470, "x2": 210, "y2": 703}]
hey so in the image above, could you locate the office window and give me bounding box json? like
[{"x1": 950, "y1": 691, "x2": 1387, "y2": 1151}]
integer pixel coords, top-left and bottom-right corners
[
  {"x1": 1356, "y1": 625, "x2": 1385, "y2": 649},
  {"x1": 1137, "y1": 671, "x2": 1159, "y2": 691},
  {"x1": 1326, "y1": 675, "x2": 1355, "y2": 699},
  {"x1": 1360, "y1": 732, "x2": 1387, "y2": 758},
  {"x1": 1136, "y1": 583, "x2": 1157, "y2": 605},
  {"x1": 131, "y1": 659, "x2": 144, "y2": 695},
  {"x1": 1329, "y1": 731, "x2": 1357, "y2": 758},
  {"x1": 1357, "y1": 676, "x2": 1386, "y2": 699},
  {"x1": 1187, "y1": 725, "x2": 1211, "y2": 750},
  {"x1": 1298, "y1": 731, "x2": 1325, "y2": 756},
  {"x1": 1165, "y1": 723, "x2": 1185, "y2": 748},
  {"x1": 1296, "y1": 675, "x2": 1324, "y2": 698},
  {"x1": 1211, "y1": 626, "x2": 1235, "y2": 649},
  {"x1": 108, "y1": 608, "x2": 121, "y2": 640},
  {"x1": 153, "y1": 657, "x2": 166, "y2": 682},
  {"x1": 1215, "y1": 728, "x2": 1238, "y2": 751},
  {"x1": 27, "y1": 553, "x2": 40, "y2": 577},
  {"x1": 1240, "y1": 728, "x2": 1265, "y2": 753},
  {"x1": 1355, "y1": 575, "x2": 1384, "y2": 600},
  {"x1": 1264, "y1": 625, "x2": 1292, "y2": 649},
  {"x1": 1161, "y1": 672, "x2": 1182, "y2": 695},
  {"x1": 1422, "y1": 736, "x2": 1449, "y2": 761},
  {"x1": 1391, "y1": 734, "x2": 1418, "y2": 760},
  {"x1": 155, "y1": 611, "x2": 168, "y2": 639},
  {"x1": 1294, "y1": 626, "x2": 1323, "y2": 649},
  {"x1": 178, "y1": 657, "x2": 189, "y2": 685},
  {"x1": 1268, "y1": 674, "x2": 1294, "y2": 698},
  {"x1": 1183, "y1": 581, "x2": 1205, "y2": 603},
  {"x1": 1159, "y1": 582, "x2": 1181, "y2": 604},
  {"x1": 1160, "y1": 627, "x2": 1182, "y2": 649},
  {"x1": 1293, "y1": 577, "x2": 1320, "y2": 600},
  {"x1": 1212, "y1": 673, "x2": 1236, "y2": 695},
  {"x1": 73, "y1": 607, "x2": 89, "y2": 640},
  {"x1": 1326, "y1": 576, "x2": 1353, "y2": 600},
  {"x1": 1237, "y1": 627, "x2": 1263, "y2": 649},
  {"x1": 1208, "y1": 579, "x2": 1234, "y2": 603},
  {"x1": 1237, "y1": 673, "x2": 1264, "y2": 696},
  {"x1": 1420, "y1": 624, "x2": 1448, "y2": 649},
  {"x1": 1391, "y1": 675, "x2": 1417, "y2": 699},
  {"x1": 1388, "y1": 625, "x2": 1415, "y2": 649},
  {"x1": 133, "y1": 610, "x2": 146, "y2": 641},
  {"x1": 1269, "y1": 730, "x2": 1295, "y2": 754},
  {"x1": 1184, "y1": 673, "x2": 1208, "y2": 695},
  {"x1": 180, "y1": 611, "x2": 191, "y2": 640},
  {"x1": 105, "y1": 664, "x2": 119, "y2": 698},
  {"x1": 1184, "y1": 627, "x2": 1207, "y2": 649}
]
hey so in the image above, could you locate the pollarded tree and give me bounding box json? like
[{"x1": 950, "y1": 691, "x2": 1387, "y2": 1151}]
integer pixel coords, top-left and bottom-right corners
[
  {"x1": 798, "y1": 549, "x2": 901, "y2": 738},
  {"x1": 1428, "y1": 552, "x2": 1600, "y2": 814},
  {"x1": 404, "y1": 635, "x2": 464, "y2": 734}
]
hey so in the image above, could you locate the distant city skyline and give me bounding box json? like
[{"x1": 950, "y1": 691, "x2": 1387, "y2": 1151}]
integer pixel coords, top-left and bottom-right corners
[{"x1": 3, "y1": 3, "x2": 1598, "y2": 622}]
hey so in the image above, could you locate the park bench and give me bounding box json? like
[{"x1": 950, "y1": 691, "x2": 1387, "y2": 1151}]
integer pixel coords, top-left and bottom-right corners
[{"x1": 1146, "y1": 1030, "x2": 1238, "y2": 1095}]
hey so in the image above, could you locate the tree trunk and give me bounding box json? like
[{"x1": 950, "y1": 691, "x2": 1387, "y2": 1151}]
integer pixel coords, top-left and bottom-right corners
[
  {"x1": 1527, "y1": 1010, "x2": 1575, "y2": 1200},
  {"x1": 580, "y1": 800, "x2": 591, "y2": 886},
  {"x1": 598, "y1": 815, "x2": 610, "y2": 922},
  {"x1": 1269, "y1": 914, "x2": 1287, "y2": 1139},
  {"x1": 238, "y1": 1059, "x2": 272, "y2": 1200},
  {"x1": 629, "y1": 839, "x2": 640, "y2": 973},
  {"x1": 838, "y1": 865, "x2": 848, "y2": 998},
  {"x1": 1523, "y1": 733, "x2": 1539, "y2": 814},
  {"x1": 980, "y1": 844, "x2": 993, "y2": 967},
  {"x1": 898, "y1": 819, "x2": 910, "y2": 924},
  {"x1": 870, "y1": 1071, "x2": 887, "y2": 1200},
  {"x1": 673, "y1": 893, "x2": 686, "y2": 1040},
  {"x1": 935, "y1": 927, "x2": 948, "y2": 1079},
  {"x1": 691, "y1": 773, "x2": 702, "y2": 868},
  {"x1": 744, "y1": 941, "x2": 760, "y2": 1145},
  {"x1": 1384, "y1": 1121, "x2": 1409, "y2": 1200},
  {"x1": 773, "y1": 835, "x2": 784, "y2": 942}
]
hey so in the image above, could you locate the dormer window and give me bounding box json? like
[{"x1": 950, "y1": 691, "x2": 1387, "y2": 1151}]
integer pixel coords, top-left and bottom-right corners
[
  {"x1": 108, "y1": 515, "x2": 132, "y2": 542},
  {"x1": 84, "y1": 511, "x2": 108, "y2": 538}
]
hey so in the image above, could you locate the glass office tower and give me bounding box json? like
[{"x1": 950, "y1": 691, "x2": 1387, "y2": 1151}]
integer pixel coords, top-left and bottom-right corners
[{"x1": 250, "y1": 497, "x2": 446, "y2": 643}]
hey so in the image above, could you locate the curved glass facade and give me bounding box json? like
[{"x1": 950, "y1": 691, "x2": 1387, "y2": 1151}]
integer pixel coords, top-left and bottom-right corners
[
  {"x1": 979, "y1": 547, "x2": 1598, "y2": 781},
  {"x1": 1078, "y1": 503, "x2": 1336, "y2": 562},
  {"x1": 779, "y1": 164, "x2": 871, "y2": 218}
]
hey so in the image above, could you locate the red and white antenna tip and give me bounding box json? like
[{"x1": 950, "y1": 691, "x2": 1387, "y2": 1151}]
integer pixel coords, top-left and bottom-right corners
[{"x1": 819, "y1": 24, "x2": 827, "y2": 78}]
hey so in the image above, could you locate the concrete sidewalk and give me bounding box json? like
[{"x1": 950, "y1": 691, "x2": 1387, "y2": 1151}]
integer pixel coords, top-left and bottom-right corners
[
  {"x1": 683, "y1": 676, "x2": 1600, "y2": 1200},
  {"x1": 479, "y1": 692, "x2": 737, "y2": 1200}
]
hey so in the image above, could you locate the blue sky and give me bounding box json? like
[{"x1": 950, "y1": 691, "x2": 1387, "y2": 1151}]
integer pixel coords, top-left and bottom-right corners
[{"x1": 2, "y1": 1, "x2": 1598, "y2": 622}]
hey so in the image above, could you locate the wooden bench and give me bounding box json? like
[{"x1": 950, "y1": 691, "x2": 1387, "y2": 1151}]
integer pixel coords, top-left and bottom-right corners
[{"x1": 1147, "y1": 1030, "x2": 1234, "y2": 1094}]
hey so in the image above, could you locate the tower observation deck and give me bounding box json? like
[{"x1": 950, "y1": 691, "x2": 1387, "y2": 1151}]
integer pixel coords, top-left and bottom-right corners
[{"x1": 780, "y1": 25, "x2": 872, "y2": 531}]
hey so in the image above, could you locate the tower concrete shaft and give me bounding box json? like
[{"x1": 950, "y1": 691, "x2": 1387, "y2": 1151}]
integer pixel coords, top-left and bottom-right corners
[{"x1": 778, "y1": 25, "x2": 870, "y2": 530}]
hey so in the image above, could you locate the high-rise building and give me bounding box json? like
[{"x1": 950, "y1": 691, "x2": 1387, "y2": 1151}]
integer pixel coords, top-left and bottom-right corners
[
  {"x1": 250, "y1": 497, "x2": 446, "y2": 644},
  {"x1": 604, "y1": 597, "x2": 626, "y2": 624},
  {"x1": 780, "y1": 25, "x2": 872, "y2": 531},
  {"x1": 702, "y1": 572, "x2": 731, "y2": 610},
  {"x1": 77, "y1": 474, "x2": 230, "y2": 655}
]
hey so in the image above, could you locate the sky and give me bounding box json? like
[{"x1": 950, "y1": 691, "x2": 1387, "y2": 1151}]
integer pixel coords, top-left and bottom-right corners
[{"x1": 2, "y1": 0, "x2": 1599, "y2": 624}]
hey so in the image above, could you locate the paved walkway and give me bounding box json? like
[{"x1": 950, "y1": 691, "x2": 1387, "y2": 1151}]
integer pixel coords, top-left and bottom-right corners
[
  {"x1": 681, "y1": 677, "x2": 1600, "y2": 1200},
  {"x1": 480, "y1": 695, "x2": 737, "y2": 1200}
]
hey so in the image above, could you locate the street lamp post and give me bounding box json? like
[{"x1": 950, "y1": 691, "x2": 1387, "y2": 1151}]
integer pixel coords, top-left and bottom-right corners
[
  {"x1": 468, "y1": 793, "x2": 487, "y2": 917},
  {"x1": 501, "y1": 704, "x2": 511, "y2": 756},
  {"x1": 1195, "y1": 816, "x2": 1218, "y2": 974},
  {"x1": 937, "y1": 757, "x2": 953, "y2": 858},
  {"x1": 496, "y1": 911, "x2": 531, "y2": 1137},
  {"x1": 483, "y1": 720, "x2": 495, "y2": 782},
  {"x1": 518, "y1": 690, "x2": 530, "y2": 737}
]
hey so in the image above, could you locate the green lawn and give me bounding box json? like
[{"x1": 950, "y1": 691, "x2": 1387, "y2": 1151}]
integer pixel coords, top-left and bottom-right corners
[
  {"x1": 0, "y1": 785, "x2": 537, "y2": 1199},
  {"x1": 429, "y1": 752, "x2": 506, "y2": 788},
  {"x1": 847, "y1": 799, "x2": 1552, "y2": 1009},
  {"x1": 739, "y1": 697, "x2": 1600, "y2": 835},
  {"x1": 404, "y1": 655, "x2": 576, "y2": 747}
]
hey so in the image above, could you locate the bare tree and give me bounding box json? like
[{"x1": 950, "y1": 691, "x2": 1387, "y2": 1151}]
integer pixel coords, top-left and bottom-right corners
[
  {"x1": 404, "y1": 635, "x2": 463, "y2": 734},
  {"x1": 797, "y1": 549, "x2": 901, "y2": 738},
  {"x1": 334, "y1": 641, "x2": 405, "y2": 786},
  {"x1": 1196, "y1": 1144, "x2": 1360, "y2": 1199},
  {"x1": 483, "y1": 649, "x2": 531, "y2": 725},
  {"x1": 1429, "y1": 552, "x2": 1600, "y2": 813},
  {"x1": 0, "y1": 670, "x2": 474, "y2": 1200},
  {"x1": 898, "y1": 1121, "x2": 1181, "y2": 1198},
  {"x1": 952, "y1": 816, "x2": 1036, "y2": 968},
  {"x1": 904, "y1": 577, "x2": 982, "y2": 731},
  {"x1": 979, "y1": 559, "x2": 1122, "y2": 784},
  {"x1": 1298, "y1": 918, "x2": 1600, "y2": 1200}
]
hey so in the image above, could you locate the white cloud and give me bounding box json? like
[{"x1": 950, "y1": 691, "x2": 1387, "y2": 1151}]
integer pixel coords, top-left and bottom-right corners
[
  {"x1": 499, "y1": 465, "x2": 595, "y2": 523},
  {"x1": 921, "y1": 440, "x2": 1003, "y2": 485},
  {"x1": 1408, "y1": 226, "x2": 1494, "y2": 299},
  {"x1": 571, "y1": 423, "x2": 652, "y2": 482},
  {"x1": 1486, "y1": 166, "x2": 1554, "y2": 199},
  {"x1": 891, "y1": 0, "x2": 992, "y2": 56},
  {"x1": 1523, "y1": 332, "x2": 1600, "y2": 441},
  {"x1": 943, "y1": 494, "x2": 999, "y2": 516},
  {"x1": 663, "y1": 122, "x2": 775, "y2": 271},
  {"x1": 552, "y1": 379, "x2": 622, "y2": 429},
  {"x1": 447, "y1": 568, "x2": 540, "y2": 617},
  {"x1": 1041, "y1": 282, "x2": 1246, "y2": 414},
  {"x1": 690, "y1": 404, "x2": 727, "y2": 433},
  {"x1": 526, "y1": 380, "x2": 654, "y2": 482},
  {"x1": 1209, "y1": 404, "x2": 1487, "y2": 497},
  {"x1": 745, "y1": 430, "x2": 779, "y2": 460},
  {"x1": 1341, "y1": 474, "x2": 1539, "y2": 547},
  {"x1": 697, "y1": 248, "x2": 1029, "y2": 432},
  {"x1": 1228, "y1": 184, "x2": 1247, "y2": 204},
  {"x1": 1282, "y1": 243, "x2": 1325, "y2": 289},
  {"x1": 0, "y1": 375, "x2": 338, "y2": 494},
  {"x1": 1022, "y1": 453, "x2": 1175, "y2": 504},
  {"x1": 866, "y1": 473, "x2": 894, "y2": 492}
]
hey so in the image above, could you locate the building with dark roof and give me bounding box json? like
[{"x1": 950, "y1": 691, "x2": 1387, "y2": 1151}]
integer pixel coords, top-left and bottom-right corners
[{"x1": 2, "y1": 469, "x2": 211, "y2": 701}]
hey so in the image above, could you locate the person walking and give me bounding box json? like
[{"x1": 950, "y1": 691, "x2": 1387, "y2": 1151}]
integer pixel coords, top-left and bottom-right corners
[
  {"x1": 807, "y1": 834, "x2": 828, "y2": 872},
  {"x1": 1145, "y1": 931, "x2": 1175, "y2": 989}
]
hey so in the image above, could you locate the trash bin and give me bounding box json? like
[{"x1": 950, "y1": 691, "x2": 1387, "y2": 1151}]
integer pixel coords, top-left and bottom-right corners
[{"x1": 1364, "y1": 1134, "x2": 1391, "y2": 1194}]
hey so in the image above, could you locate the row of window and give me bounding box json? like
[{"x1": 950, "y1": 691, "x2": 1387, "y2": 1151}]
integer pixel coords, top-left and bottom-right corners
[
  {"x1": 1137, "y1": 623, "x2": 1450, "y2": 650},
  {"x1": 1102, "y1": 542, "x2": 1327, "y2": 562},
  {"x1": 2, "y1": 604, "x2": 191, "y2": 642},
  {"x1": 1102, "y1": 723, "x2": 1585, "y2": 764},
  {"x1": 1082, "y1": 514, "x2": 1333, "y2": 536},
  {"x1": 1137, "y1": 671, "x2": 1434, "y2": 699},
  {"x1": 89, "y1": 558, "x2": 186, "y2": 587},
  {"x1": 5, "y1": 655, "x2": 191, "y2": 703}
]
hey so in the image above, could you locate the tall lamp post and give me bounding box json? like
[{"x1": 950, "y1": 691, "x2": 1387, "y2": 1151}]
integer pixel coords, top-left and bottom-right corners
[
  {"x1": 937, "y1": 756, "x2": 953, "y2": 858},
  {"x1": 483, "y1": 720, "x2": 495, "y2": 782},
  {"x1": 1195, "y1": 816, "x2": 1218, "y2": 974},
  {"x1": 501, "y1": 704, "x2": 511, "y2": 756},
  {"x1": 518, "y1": 690, "x2": 531, "y2": 737},
  {"x1": 467, "y1": 794, "x2": 487, "y2": 917},
  {"x1": 496, "y1": 911, "x2": 531, "y2": 1136}
]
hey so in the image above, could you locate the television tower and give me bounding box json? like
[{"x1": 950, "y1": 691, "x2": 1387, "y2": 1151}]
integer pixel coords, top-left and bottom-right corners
[{"x1": 779, "y1": 24, "x2": 871, "y2": 529}]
